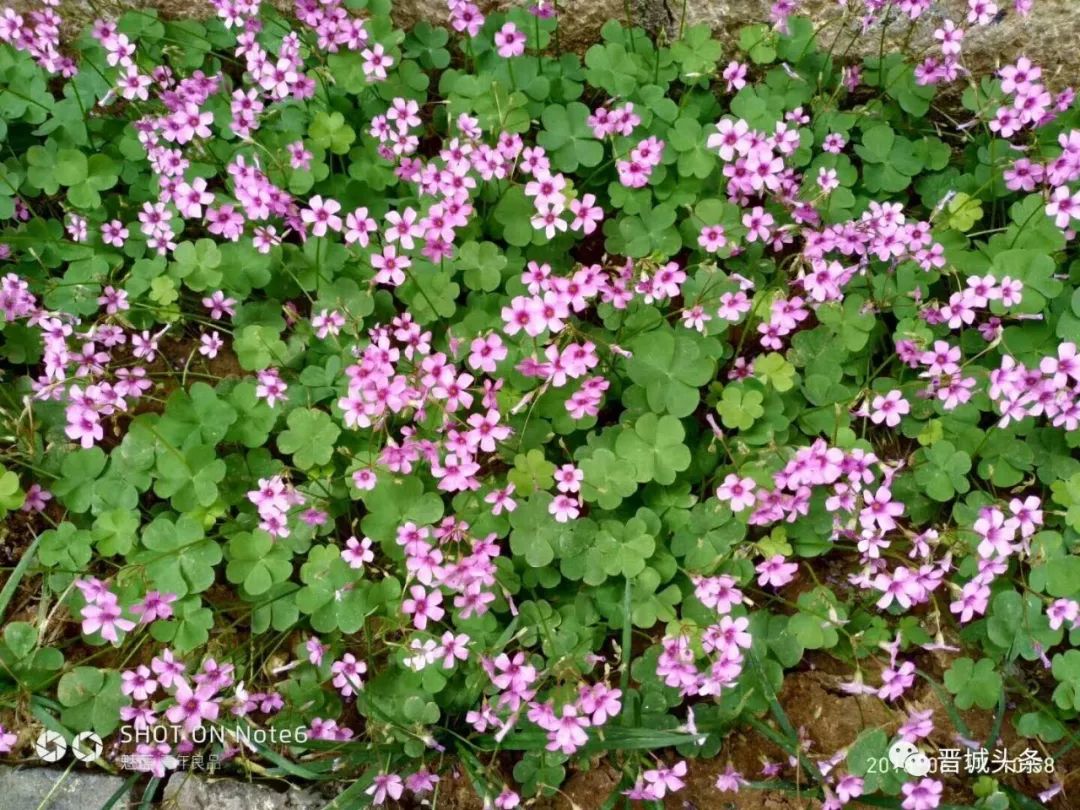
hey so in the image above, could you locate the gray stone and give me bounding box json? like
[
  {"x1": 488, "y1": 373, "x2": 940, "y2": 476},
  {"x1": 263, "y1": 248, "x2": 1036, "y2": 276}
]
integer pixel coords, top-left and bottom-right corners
[
  {"x1": 11, "y1": 0, "x2": 1080, "y2": 83},
  {"x1": 673, "y1": 0, "x2": 1080, "y2": 83},
  {"x1": 0, "y1": 765, "x2": 132, "y2": 810},
  {"x1": 162, "y1": 771, "x2": 327, "y2": 810}
]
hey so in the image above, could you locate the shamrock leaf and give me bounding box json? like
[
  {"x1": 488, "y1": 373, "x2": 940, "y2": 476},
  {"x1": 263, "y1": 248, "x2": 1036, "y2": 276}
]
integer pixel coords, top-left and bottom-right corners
[
  {"x1": 508, "y1": 449, "x2": 556, "y2": 494},
  {"x1": 39, "y1": 523, "x2": 93, "y2": 571},
  {"x1": 58, "y1": 667, "x2": 124, "y2": 737},
  {"x1": 667, "y1": 115, "x2": 714, "y2": 179},
  {"x1": 226, "y1": 530, "x2": 293, "y2": 596},
  {"x1": 946, "y1": 192, "x2": 983, "y2": 232},
  {"x1": 944, "y1": 658, "x2": 1002, "y2": 710},
  {"x1": 509, "y1": 493, "x2": 570, "y2": 568},
  {"x1": 817, "y1": 294, "x2": 875, "y2": 351},
  {"x1": 670, "y1": 502, "x2": 744, "y2": 569},
  {"x1": 309, "y1": 111, "x2": 355, "y2": 154},
  {"x1": 134, "y1": 514, "x2": 222, "y2": 597},
  {"x1": 91, "y1": 509, "x2": 139, "y2": 556},
  {"x1": 171, "y1": 238, "x2": 223, "y2": 291},
  {"x1": 990, "y1": 249, "x2": 1062, "y2": 314},
  {"x1": 359, "y1": 475, "x2": 444, "y2": 546},
  {"x1": 296, "y1": 545, "x2": 399, "y2": 633},
  {"x1": 562, "y1": 517, "x2": 655, "y2": 586},
  {"x1": 67, "y1": 154, "x2": 119, "y2": 209},
  {"x1": 717, "y1": 385, "x2": 765, "y2": 431},
  {"x1": 234, "y1": 325, "x2": 287, "y2": 371},
  {"x1": 157, "y1": 382, "x2": 238, "y2": 448},
  {"x1": 149, "y1": 597, "x2": 214, "y2": 654},
  {"x1": 278, "y1": 408, "x2": 340, "y2": 470},
  {"x1": 670, "y1": 24, "x2": 723, "y2": 81},
  {"x1": 153, "y1": 443, "x2": 227, "y2": 511},
  {"x1": 578, "y1": 448, "x2": 638, "y2": 510},
  {"x1": 537, "y1": 102, "x2": 603, "y2": 173},
  {"x1": 615, "y1": 413, "x2": 691, "y2": 485},
  {"x1": 754, "y1": 352, "x2": 797, "y2": 392},
  {"x1": 1051, "y1": 650, "x2": 1080, "y2": 712},
  {"x1": 626, "y1": 329, "x2": 715, "y2": 417},
  {"x1": 0, "y1": 466, "x2": 24, "y2": 517},
  {"x1": 987, "y1": 590, "x2": 1063, "y2": 662},
  {"x1": 913, "y1": 440, "x2": 971, "y2": 502},
  {"x1": 51, "y1": 447, "x2": 107, "y2": 514},
  {"x1": 456, "y1": 240, "x2": 507, "y2": 292},
  {"x1": 223, "y1": 381, "x2": 279, "y2": 448}
]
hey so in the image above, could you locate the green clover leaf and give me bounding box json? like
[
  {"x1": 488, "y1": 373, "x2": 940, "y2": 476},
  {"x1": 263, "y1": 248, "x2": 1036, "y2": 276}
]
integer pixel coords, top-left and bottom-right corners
[
  {"x1": 717, "y1": 385, "x2": 765, "y2": 431},
  {"x1": 278, "y1": 408, "x2": 341, "y2": 470},
  {"x1": 913, "y1": 440, "x2": 971, "y2": 502},
  {"x1": 134, "y1": 514, "x2": 222, "y2": 597},
  {"x1": 615, "y1": 413, "x2": 691, "y2": 485},
  {"x1": 944, "y1": 657, "x2": 1002, "y2": 710},
  {"x1": 537, "y1": 102, "x2": 603, "y2": 173},
  {"x1": 1051, "y1": 651, "x2": 1080, "y2": 712},
  {"x1": 58, "y1": 667, "x2": 124, "y2": 737},
  {"x1": 578, "y1": 448, "x2": 638, "y2": 510},
  {"x1": 626, "y1": 328, "x2": 715, "y2": 417}
]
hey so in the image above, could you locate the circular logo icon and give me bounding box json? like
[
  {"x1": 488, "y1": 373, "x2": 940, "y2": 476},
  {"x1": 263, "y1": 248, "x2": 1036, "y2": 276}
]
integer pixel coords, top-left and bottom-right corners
[
  {"x1": 71, "y1": 731, "x2": 103, "y2": 763},
  {"x1": 34, "y1": 730, "x2": 67, "y2": 763},
  {"x1": 905, "y1": 751, "x2": 932, "y2": 777},
  {"x1": 888, "y1": 739, "x2": 930, "y2": 776}
]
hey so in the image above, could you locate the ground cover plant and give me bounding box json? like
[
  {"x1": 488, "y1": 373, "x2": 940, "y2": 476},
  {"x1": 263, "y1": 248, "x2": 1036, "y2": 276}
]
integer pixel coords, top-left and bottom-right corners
[{"x1": 0, "y1": 0, "x2": 1079, "y2": 806}]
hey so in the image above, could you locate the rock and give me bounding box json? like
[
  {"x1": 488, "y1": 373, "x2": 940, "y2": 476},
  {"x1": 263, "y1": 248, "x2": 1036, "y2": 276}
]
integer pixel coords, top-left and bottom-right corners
[
  {"x1": 162, "y1": 771, "x2": 326, "y2": 810},
  {"x1": 390, "y1": 0, "x2": 666, "y2": 54},
  {"x1": 0, "y1": 765, "x2": 132, "y2": 810},
  {"x1": 12, "y1": 0, "x2": 1080, "y2": 83},
  {"x1": 673, "y1": 0, "x2": 1080, "y2": 83}
]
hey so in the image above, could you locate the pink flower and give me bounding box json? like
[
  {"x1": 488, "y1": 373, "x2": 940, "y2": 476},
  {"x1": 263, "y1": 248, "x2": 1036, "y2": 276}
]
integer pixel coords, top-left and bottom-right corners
[
  {"x1": 756, "y1": 555, "x2": 798, "y2": 588},
  {"x1": 151, "y1": 649, "x2": 186, "y2": 689},
  {"x1": 698, "y1": 224, "x2": 728, "y2": 252},
  {"x1": 121, "y1": 665, "x2": 158, "y2": 701},
  {"x1": 546, "y1": 705, "x2": 589, "y2": 754},
  {"x1": 342, "y1": 536, "x2": 374, "y2": 569},
  {"x1": 371, "y1": 245, "x2": 411, "y2": 287},
  {"x1": 485, "y1": 484, "x2": 517, "y2": 515},
  {"x1": 81, "y1": 596, "x2": 135, "y2": 643},
  {"x1": 869, "y1": 390, "x2": 910, "y2": 427},
  {"x1": 165, "y1": 679, "x2": 220, "y2": 733},
  {"x1": 901, "y1": 778, "x2": 943, "y2": 810},
  {"x1": 468, "y1": 334, "x2": 507, "y2": 373},
  {"x1": 202, "y1": 290, "x2": 237, "y2": 319},
  {"x1": 134, "y1": 743, "x2": 177, "y2": 778},
  {"x1": 401, "y1": 585, "x2": 445, "y2": 630},
  {"x1": 554, "y1": 464, "x2": 583, "y2": 494},
  {"x1": 494, "y1": 23, "x2": 526, "y2": 58},
  {"x1": 714, "y1": 764, "x2": 747, "y2": 792},
  {"x1": 549, "y1": 494, "x2": 581, "y2": 523},
  {"x1": 1048, "y1": 598, "x2": 1080, "y2": 631},
  {"x1": 643, "y1": 760, "x2": 686, "y2": 797},
  {"x1": 131, "y1": 591, "x2": 177, "y2": 630},
  {"x1": 199, "y1": 330, "x2": 223, "y2": 359},
  {"x1": 722, "y1": 60, "x2": 747, "y2": 92},
  {"x1": 716, "y1": 474, "x2": 756, "y2": 512},
  {"x1": 0, "y1": 724, "x2": 17, "y2": 754},
  {"x1": 302, "y1": 195, "x2": 343, "y2": 236},
  {"x1": 331, "y1": 653, "x2": 368, "y2": 697},
  {"x1": 366, "y1": 773, "x2": 404, "y2": 805},
  {"x1": 742, "y1": 206, "x2": 775, "y2": 242}
]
